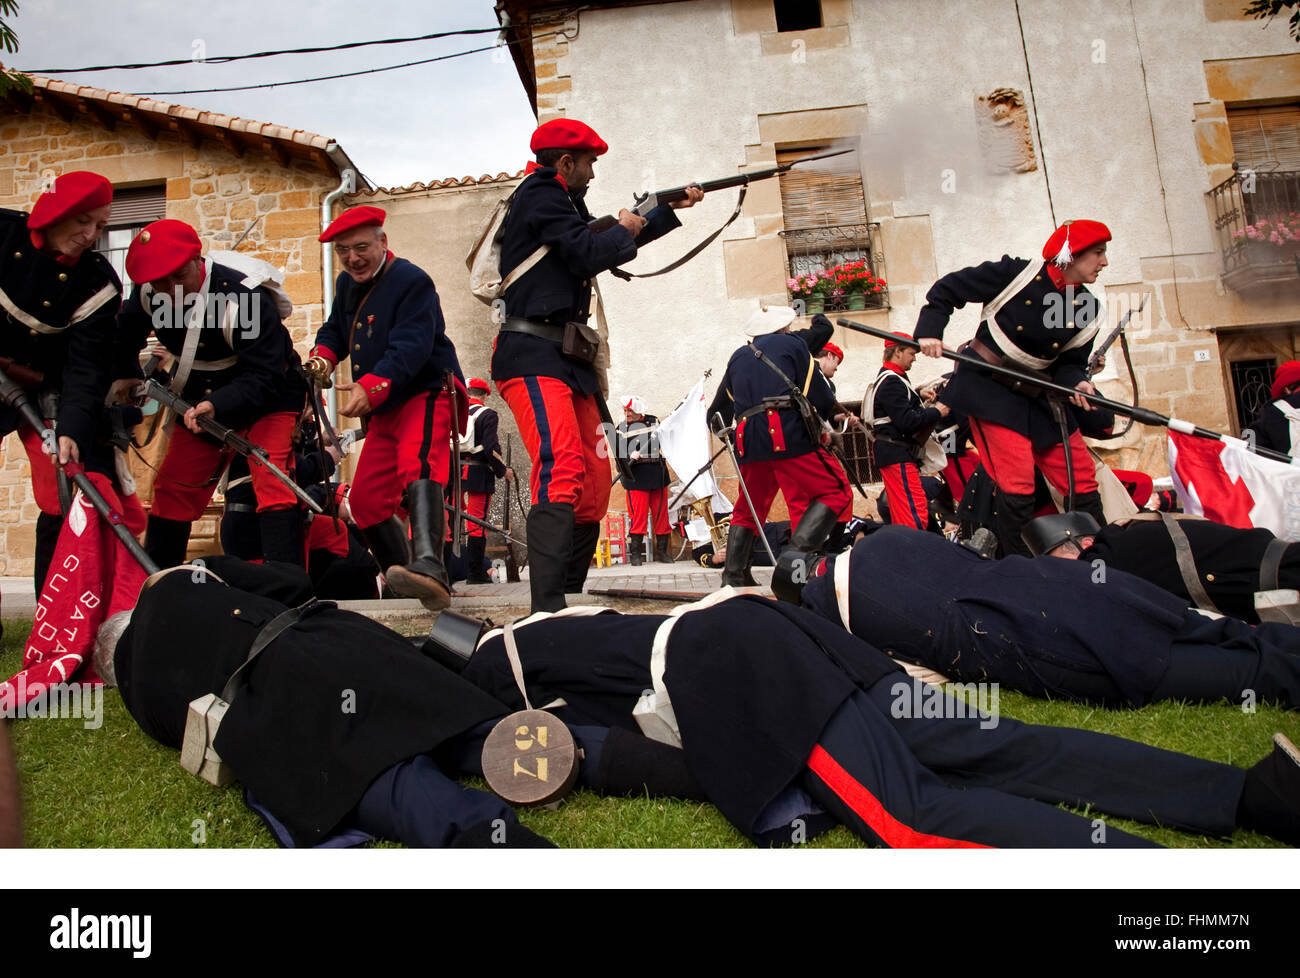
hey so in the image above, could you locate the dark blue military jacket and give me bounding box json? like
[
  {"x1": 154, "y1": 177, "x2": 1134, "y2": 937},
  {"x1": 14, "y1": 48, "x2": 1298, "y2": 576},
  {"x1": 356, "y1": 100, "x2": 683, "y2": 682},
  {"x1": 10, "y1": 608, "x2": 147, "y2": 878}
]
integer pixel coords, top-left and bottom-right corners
[
  {"x1": 0, "y1": 209, "x2": 121, "y2": 454},
  {"x1": 117, "y1": 261, "x2": 305, "y2": 431},
  {"x1": 462, "y1": 597, "x2": 899, "y2": 843},
  {"x1": 1249, "y1": 392, "x2": 1300, "y2": 456},
  {"x1": 461, "y1": 401, "x2": 506, "y2": 494},
  {"x1": 710, "y1": 331, "x2": 839, "y2": 463},
  {"x1": 801, "y1": 527, "x2": 1192, "y2": 707},
  {"x1": 492, "y1": 168, "x2": 681, "y2": 396},
  {"x1": 870, "y1": 363, "x2": 943, "y2": 468},
  {"x1": 615, "y1": 414, "x2": 670, "y2": 492},
  {"x1": 315, "y1": 255, "x2": 461, "y2": 414},
  {"x1": 915, "y1": 256, "x2": 1101, "y2": 446}
]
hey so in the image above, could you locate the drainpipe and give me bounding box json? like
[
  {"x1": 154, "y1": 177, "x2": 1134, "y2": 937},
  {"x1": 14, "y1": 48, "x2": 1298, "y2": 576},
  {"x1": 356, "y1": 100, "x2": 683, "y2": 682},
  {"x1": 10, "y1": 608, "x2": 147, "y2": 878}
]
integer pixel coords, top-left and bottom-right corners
[{"x1": 320, "y1": 145, "x2": 355, "y2": 425}]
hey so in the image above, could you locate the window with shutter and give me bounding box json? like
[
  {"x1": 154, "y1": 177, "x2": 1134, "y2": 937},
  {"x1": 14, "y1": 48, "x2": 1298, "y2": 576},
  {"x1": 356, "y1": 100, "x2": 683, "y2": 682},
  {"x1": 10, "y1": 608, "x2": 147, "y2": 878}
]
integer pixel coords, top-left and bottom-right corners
[
  {"x1": 1228, "y1": 105, "x2": 1300, "y2": 170},
  {"x1": 95, "y1": 184, "x2": 165, "y2": 284},
  {"x1": 777, "y1": 145, "x2": 887, "y2": 311}
]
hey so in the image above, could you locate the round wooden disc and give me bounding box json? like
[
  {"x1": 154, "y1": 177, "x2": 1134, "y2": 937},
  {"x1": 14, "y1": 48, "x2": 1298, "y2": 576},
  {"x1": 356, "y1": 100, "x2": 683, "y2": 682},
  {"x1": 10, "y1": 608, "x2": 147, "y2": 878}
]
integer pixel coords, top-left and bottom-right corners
[{"x1": 481, "y1": 709, "x2": 580, "y2": 806}]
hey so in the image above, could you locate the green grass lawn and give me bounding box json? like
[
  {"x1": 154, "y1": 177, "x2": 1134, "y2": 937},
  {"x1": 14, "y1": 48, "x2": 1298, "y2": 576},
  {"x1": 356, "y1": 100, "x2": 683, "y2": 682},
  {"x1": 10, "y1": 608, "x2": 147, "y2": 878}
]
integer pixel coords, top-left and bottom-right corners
[{"x1": 3, "y1": 616, "x2": 1297, "y2": 848}]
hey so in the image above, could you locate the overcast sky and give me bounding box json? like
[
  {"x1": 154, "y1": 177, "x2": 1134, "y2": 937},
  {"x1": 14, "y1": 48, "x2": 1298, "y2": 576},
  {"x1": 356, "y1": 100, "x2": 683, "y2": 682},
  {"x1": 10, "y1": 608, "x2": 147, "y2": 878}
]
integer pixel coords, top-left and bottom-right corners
[{"x1": 7, "y1": 0, "x2": 539, "y2": 188}]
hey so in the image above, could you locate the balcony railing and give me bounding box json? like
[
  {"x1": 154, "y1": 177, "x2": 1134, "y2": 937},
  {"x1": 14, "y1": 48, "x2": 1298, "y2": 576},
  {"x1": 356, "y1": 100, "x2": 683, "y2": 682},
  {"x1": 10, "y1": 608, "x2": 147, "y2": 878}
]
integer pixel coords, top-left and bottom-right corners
[
  {"x1": 1207, "y1": 168, "x2": 1300, "y2": 291},
  {"x1": 780, "y1": 223, "x2": 889, "y2": 312}
]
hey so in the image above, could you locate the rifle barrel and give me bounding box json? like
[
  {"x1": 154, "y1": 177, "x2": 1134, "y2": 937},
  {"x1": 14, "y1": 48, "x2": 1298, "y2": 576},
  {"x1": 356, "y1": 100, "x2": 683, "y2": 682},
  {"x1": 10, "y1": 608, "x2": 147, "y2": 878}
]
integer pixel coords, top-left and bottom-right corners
[{"x1": 836, "y1": 317, "x2": 1295, "y2": 464}]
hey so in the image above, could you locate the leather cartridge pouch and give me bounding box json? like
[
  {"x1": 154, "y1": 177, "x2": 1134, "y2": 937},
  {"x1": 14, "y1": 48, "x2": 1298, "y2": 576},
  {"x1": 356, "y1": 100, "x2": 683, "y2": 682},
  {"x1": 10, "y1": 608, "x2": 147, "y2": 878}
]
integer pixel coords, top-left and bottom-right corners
[{"x1": 561, "y1": 320, "x2": 601, "y2": 365}]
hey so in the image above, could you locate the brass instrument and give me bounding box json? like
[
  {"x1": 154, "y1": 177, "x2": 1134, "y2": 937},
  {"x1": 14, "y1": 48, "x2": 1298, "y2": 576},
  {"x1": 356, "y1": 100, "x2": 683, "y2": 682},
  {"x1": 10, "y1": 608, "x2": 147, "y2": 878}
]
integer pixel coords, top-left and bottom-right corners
[{"x1": 687, "y1": 496, "x2": 730, "y2": 552}]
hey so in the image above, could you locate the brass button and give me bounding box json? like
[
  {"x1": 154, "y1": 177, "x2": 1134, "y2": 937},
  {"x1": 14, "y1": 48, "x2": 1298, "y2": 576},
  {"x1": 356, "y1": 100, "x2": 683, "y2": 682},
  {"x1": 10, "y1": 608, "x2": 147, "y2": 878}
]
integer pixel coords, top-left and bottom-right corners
[
  {"x1": 233, "y1": 608, "x2": 241, "y2": 616},
  {"x1": 354, "y1": 344, "x2": 361, "y2": 350},
  {"x1": 1051, "y1": 342, "x2": 1059, "y2": 350},
  {"x1": 1034, "y1": 276, "x2": 1042, "y2": 282},
  {"x1": 382, "y1": 381, "x2": 388, "y2": 388},
  {"x1": 42, "y1": 300, "x2": 51, "y2": 308},
  {"x1": 29, "y1": 328, "x2": 37, "y2": 336},
  {"x1": 1016, "y1": 325, "x2": 1024, "y2": 332},
  {"x1": 1068, "y1": 321, "x2": 1075, "y2": 328},
  {"x1": 1206, "y1": 573, "x2": 1216, "y2": 582},
  {"x1": 204, "y1": 388, "x2": 212, "y2": 395},
  {"x1": 1024, "y1": 299, "x2": 1032, "y2": 305},
  {"x1": 58, "y1": 273, "x2": 68, "y2": 282},
  {"x1": 12, "y1": 251, "x2": 21, "y2": 259}
]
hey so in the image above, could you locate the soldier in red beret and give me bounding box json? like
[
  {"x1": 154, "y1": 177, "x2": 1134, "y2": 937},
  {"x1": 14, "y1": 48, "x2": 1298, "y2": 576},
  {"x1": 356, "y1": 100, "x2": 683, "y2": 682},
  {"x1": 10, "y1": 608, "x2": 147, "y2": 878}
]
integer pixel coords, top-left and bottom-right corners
[
  {"x1": 115, "y1": 219, "x2": 308, "y2": 568},
  {"x1": 914, "y1": 219, "x2": 1112, "y2": 555},
  {"x1": 493, "y1": 118, "x2": 704, "y2": 612},
  {"x1": 458, "y1": 376, "x2": 512, "y2": 584},
  {"x1": 867, "y1": 331, "x2": 950, "y2": 531},
  {"x1": 1248, "y1": 359, "x2": 1300, "y2": 458},
  {"x1": 304, "y1": 206, "x2": 467, "y2": 610},
  {"x1": 0, "y1": 170, "x2": 122, "y2": 592}
]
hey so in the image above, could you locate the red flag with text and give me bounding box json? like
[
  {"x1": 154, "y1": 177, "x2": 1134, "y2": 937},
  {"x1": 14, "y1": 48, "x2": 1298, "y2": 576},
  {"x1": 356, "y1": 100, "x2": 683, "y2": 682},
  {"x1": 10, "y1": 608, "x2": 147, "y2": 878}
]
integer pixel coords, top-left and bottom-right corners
[
  {"x1": 1167, "y1": 431, "x2": 1300, "y2": 541},
  {"x1": 0, "y1": 474, "x2": 147, "y2": 716}
]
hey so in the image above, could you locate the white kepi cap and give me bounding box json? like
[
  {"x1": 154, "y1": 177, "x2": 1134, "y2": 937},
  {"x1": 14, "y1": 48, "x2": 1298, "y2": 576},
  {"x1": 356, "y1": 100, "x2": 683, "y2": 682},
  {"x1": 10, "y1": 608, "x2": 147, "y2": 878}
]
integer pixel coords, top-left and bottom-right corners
[
  {"x1": 620, "y1": 394, "x2": 647, "y2": 414},
  {"x1": 745, "y1": 304, "x2": 799, "y2": 338}
]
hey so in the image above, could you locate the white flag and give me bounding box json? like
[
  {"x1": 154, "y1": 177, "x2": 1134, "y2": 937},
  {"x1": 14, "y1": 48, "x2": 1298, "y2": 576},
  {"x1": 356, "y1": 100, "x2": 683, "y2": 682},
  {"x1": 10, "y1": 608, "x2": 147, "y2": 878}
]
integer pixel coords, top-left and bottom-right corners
[{"x1": 657, "y1": 377, "x2": 726, "y2": 508}]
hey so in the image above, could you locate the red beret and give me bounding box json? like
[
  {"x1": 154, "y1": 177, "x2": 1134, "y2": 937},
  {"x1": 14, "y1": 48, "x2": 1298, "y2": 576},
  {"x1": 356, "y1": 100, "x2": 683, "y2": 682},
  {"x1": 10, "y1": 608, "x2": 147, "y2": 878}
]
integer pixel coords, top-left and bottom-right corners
[
  {"x1": 882, "y1": 331, "x2": 914, "y2": 348},
  {"x1": 319, "y1": 206, "x2": 387, "y2": 243},
  {"x1": 468, "y1": 377, "x2": 491, "y2": 393},
  {"x1": 125, "y1": 220, "x2": 202, "y2": 284},
  {"x1": 530, "y1": 119, "x2": 609, "y2": 156},
  {"x1": 28, "y1": 171, "x2": 113, "y2": 230},
  {"x1": 821, "y1": 342, "x2": 844, "y2": 362},
  {"x1": 1272, "y1": 360, "x2": 1300, "y2": 399},
  {"x1": 1043, "y1": 219, "x2": 1111, "y2": 268}
]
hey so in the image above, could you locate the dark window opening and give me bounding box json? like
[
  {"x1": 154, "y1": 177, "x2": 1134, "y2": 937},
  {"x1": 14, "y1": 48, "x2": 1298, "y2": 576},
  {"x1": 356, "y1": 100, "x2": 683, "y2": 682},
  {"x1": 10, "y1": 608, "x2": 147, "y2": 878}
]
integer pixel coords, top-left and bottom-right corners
[
  {"x1": 97, "y1": 184, "x2": 166, "y2": 286},
  {"x1": 1230, "y1": 357, "x2": 1277, "y2": 433},
  {"x1": 774, "y1": 0, "x2": 821, "y2": 32}
]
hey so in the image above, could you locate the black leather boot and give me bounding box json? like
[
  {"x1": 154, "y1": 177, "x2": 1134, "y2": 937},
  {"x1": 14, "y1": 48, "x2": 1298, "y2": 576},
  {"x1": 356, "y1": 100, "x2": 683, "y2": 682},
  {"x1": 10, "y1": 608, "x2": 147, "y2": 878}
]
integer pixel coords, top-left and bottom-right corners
[
  {"x1": 993, "y1": 491, "x2": 1038, "y2": 558},
  {"x1": 655, "y1": 533, "x2": 673, "y2": 562},
  {"x1": 358, "y1": 515, "x2": 411, "y2": 576},
  {"x1": 465, "y1": 536, "x2": 492, "y2": 584},
  {"x1": 627, "y1": 534, "x2": 644, "y2": 566},
  {"x1": 144, "y1": 514, "x2": 193, "y2": 569},
  {"x1": 33, "y1": 510, "x2": 63, "y2": 596},
  {"x1": 773, "y1": 501, "x2": 840, "y2": 604},
  {"x1": 1071, "y1": 489, "x2": 1106, "y2": 528},
  {"x1": 258, "y1": 508, "x2": 305, "y2": 567},
  {"x1": 384, "y1": 480, "x2": 452, "y2": 611},
  {"x1": 1238, "y1": 733, "x2": 1300, "y2": 845},
  {"x1": 564, "y1": 521, "x2": 601, "y2": 594},
  {"x1": 526, "y1": 502, "x2": 574, "y2": 613},
  {"x1": 720, "y1": 523, "x2": 759, "y2": 587}
]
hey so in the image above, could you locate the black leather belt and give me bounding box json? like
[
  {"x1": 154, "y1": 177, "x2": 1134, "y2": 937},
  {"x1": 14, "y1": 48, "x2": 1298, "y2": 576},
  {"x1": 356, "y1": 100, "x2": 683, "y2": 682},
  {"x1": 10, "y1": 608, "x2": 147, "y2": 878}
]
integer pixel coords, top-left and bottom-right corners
[{"x1": 500, "y1": 317, "x2": 564, "y2": 341}]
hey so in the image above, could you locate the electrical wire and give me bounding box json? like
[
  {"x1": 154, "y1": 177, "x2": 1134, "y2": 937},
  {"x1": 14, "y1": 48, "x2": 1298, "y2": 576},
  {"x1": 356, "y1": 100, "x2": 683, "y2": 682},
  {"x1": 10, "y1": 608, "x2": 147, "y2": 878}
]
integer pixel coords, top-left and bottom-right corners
[
  {"x1": 1014, "y1": 0, "x2": 1055, "y2": 226},
  {"x1": 27, "y1": 26, "x2": 502, "y2": 73}
]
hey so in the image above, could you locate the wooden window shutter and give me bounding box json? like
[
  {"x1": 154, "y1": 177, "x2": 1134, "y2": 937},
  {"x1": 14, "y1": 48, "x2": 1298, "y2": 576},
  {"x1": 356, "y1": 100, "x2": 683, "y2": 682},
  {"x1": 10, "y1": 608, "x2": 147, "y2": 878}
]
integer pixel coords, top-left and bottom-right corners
[
  {"x1": 1228, "y1": 105, "x2": 1300, "y2": 170},
  {"x1": 108, "y1": 185, "x2": 167, "y2": 227},
  {"x1": 777, "y1": 146, "x2": 867, "y2": 230}
]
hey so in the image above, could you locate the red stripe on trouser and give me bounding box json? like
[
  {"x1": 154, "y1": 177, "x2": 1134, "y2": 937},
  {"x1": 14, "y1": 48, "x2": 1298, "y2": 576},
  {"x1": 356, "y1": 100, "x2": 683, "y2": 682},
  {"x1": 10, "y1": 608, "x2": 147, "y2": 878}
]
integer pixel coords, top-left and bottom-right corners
[
  {"x1": 18, "y1": 425, "x2": 62, "y2": 515},
  {"x1": 151, "y1": 411, "x2": 299, "y2": 521},
  {"x1": 627, "y1": 487, "x2": 670, "y2": 534},
  {"x1": 350, "y1": 392, "x2": 452, "y2": 527},
  {"x1": 462, "y1": 490, "x2": 490, "y2": 538},
  {"x1": 806, "y1": 745, "x2": 991, "y2": 849},
  {"x1": 968, "y1": 418, "x2": 1098, "y2": 496},
  {"x1": 497, "y1": 376, "x2": 611, "y2": 524},
  {"x1": 728, "y1": 450, "x2": 852, "y2": 532},
  {"x1": 880, "y1": 462, "x2": 929, "y2": 530}
]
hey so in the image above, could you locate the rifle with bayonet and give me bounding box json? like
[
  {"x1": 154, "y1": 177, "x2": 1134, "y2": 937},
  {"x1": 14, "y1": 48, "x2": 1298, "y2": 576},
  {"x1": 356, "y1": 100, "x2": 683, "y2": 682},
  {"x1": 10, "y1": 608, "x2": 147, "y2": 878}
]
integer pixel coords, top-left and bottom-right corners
[
  {"x1": 139, "y1": 378, "x2": 324, "y2": 514},
  {"x1": 1087, "y1": 294, "x2": 1148, "y2": 377},
  {"x1": 836, "y1": 317, "x2": 1296, "y2": 464},
  {"x1": 588, "y1": 148, "x2": 853, "y2": 232}
]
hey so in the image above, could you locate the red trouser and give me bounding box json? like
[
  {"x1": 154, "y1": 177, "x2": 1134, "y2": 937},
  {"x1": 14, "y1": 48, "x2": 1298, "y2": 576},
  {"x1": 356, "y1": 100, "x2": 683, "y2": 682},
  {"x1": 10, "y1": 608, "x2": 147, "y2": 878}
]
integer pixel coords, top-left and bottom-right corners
[
  {"x1": 462, "y1": 490, "x2": 490, "y2": 538},
  {"x1": 350, "y1": 391, "x2": 453, "y2": 527},
  {"x1": 627, "y1": 487, "x2": 670, "y2": 535},
  {"x1": 152, "y1": 412, "x2": 298, "y2": 521},
  {"x1": 17, "y1": 425, "x2": 62, "y2": 516},
  {"x1": 497, "y1": 376, "x2": 611, "y2": 525},
  {"x1": 968, "y1": 418, "x2": 1098, "y2": 496},
  {"x1": 728, "y1": 449, "x2": 851, "y2": 533},
  {"x1": 879, "y1": 461, "x2": 929, "y2": 531}
]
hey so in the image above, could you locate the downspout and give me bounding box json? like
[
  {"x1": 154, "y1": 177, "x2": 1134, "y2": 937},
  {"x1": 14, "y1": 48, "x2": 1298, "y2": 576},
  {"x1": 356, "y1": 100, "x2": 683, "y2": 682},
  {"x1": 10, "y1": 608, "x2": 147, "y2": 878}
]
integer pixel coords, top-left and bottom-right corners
[{"x1": 320, "y1": 144, "x2": 355, "y2": 424}]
